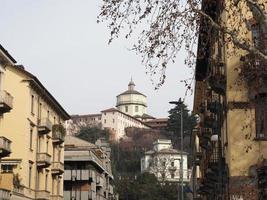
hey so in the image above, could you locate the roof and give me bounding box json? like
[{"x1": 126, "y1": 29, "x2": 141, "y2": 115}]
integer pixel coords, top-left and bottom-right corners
[
  {"x1": 117, "y1": 89, "x2": 146, "y2": 97},
  {"x1": 12, "y1": 65, "x2": 70, "y2": 120},
  {"x1": 147, "y1": 118, "x2": 168, "y2": 122},
  {"x1": 145, "y1": 148, "x2": 188, "y2": 155},
  {"x1": 141, "y1": 113, "x2": 155, "y2": 119},
  {"x1": 71, "y1": 113, "x2": 101, "y2": 119},
  {"x1": 101, "y1": 107, "x2": 151, "y2": 128},
  {"x1": 65, "y1": 135, "x2": 97, "y2": 148},
  {"x1": 0, "y1": 44, "x2": 17, "y2": 64}
]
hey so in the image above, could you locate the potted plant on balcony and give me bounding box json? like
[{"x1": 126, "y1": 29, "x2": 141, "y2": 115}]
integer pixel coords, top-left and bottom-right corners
[{"x1": 52, "y1": 124, "x2": 66, "y2": 140}]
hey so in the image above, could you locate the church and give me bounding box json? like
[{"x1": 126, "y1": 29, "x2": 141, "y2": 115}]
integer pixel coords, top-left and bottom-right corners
[{"x1": 67, "y1": 79, "x2": 168, "y2": 140}]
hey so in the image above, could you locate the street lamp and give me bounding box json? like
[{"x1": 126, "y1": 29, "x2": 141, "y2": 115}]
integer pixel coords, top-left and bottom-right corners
[{"x1": 169, "y1": 98, "x2": 184, "y2": 200}]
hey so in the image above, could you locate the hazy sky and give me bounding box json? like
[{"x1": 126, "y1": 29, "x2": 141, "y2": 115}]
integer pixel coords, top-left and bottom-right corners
[{"x1": 0, "y1": 0, "x2": 194, "y2": 118}]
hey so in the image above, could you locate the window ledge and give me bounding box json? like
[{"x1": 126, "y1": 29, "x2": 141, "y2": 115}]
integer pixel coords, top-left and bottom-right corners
[{"x1": 254, "y1": 137, "x2": 267, "y2": 141}]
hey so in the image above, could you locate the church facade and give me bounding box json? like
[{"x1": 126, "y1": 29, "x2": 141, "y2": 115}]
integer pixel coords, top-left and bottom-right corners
[{"x1": 66, "y1": 79, "x2": 166, "y2": 140}]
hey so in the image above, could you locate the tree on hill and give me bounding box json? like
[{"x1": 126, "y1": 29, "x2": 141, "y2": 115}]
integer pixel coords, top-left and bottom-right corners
[
  {"x1": 77, "y1": 126, "x2": 110, "y2": 143},
  {"x1": 167, "y1": 100, "x2": 197, "y2": 151}
]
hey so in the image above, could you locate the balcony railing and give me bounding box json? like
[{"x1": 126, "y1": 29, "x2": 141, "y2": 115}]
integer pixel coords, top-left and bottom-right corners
[
  {"x1": 51, "y1": 162, "x2": 64, "y2": 175},
  {"x1": 36, "y1": 190, "x2": 50, "y2": 200},
  {"x1": 0, "y1": 189, "x2": 11, "y2": 200},
  {"x1": 0, "y1": 137, "x2": 11, "y2": 158},
  {"x1": 38, "y1": 118, "x2": 52, "y2": 134},
  {"x1": 52, "y1": 124, "x2": 65, "y2": 144},
  {"x1": 50, "y1": 195, "x2": 63, "y2": 200},
  {"x1": 64, "y1": 191, "x2": 93, "y2": 200},
  {"x1": 64, "y1": 169, "x2": 95, "y2": 182},
  {"x1": 0, "y1": 90, "x2": 13, "y2": 114},
  {"x1": 37, "y1": 153, "x2": 51, "y2": 168}
]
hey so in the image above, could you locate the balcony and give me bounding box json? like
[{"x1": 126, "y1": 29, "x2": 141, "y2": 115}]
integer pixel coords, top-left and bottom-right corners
[
  {"x1": 0, "y1": 90, "x2": 13, "y2": 114},
  {"x1": 36, "y1": 190, "x2": 50, "y2": 200},
  {"x1": 38, "y1": 118, "x2": 52, "y2": 134},
  {"x1": 64, "y1": 191, "x2": 93, "y2": 200},
  {"x1": 0, "y1": 189, "x2": 11, "y2": 200},
  {"x1": 37, "y1": 153, "x2": 51, "y2": 168},
  {"x1": 0, "y1": 137, "x2": 11, "y2": 158},
  {"x1": 208, "y1": 74, "x2": 226, "y2": 95},
  {"x1": 52, "y1": 124, "x2": 65, "y2": 144},
  {"x1": 50, "y1": 195, "x2": 63, "y2": 200},
  {"x1": 109, "y1": 185, "x2": 114, "y2": 194},
  {"x1": 96, "y1": 176, "x2": 104, "y2": 188},
  {"x1": 51, "y1": 162, "x2": 64, "y2": 175},
  {"x1": 64, "y1": 169, "x2": 95, "y2": 182},
  {"x1": 207, "y1": 101, "x2": 222, "y2": 113}
]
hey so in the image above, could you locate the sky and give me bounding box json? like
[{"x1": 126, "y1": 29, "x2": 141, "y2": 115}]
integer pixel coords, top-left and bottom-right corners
[{"x1": 0, "y1": 0, "x2": 194, "y2": 118}]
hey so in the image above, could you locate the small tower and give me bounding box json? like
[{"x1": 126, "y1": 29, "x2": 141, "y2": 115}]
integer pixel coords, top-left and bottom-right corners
[
  {"x1": 128, "y1": 77, "x2": 135, "y2": 91},
  {"x1": 116, "y1": 78, "x2": 147, "y2": 117}
]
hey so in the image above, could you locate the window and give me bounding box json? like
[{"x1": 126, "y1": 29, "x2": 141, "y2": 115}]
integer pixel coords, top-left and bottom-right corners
[
  {"x1": 38, "y1": 102, "x2": 42, "y2": 119},
  {"x1": 45, "y1": 172, "x2": 48, "y2": 191},
  {"x1": 171, "y1": 173, "x2": 175, "y2": 179},
  {"x1": 135, "y1": 106, "x2": 139, "y2": 112},
  {"x1": 47, "y1": 110, "x2": 50, "y2": 119},
  {"x1": 125, "y1": 106, "x2": 128, "y2": 112},
  {"x1": 104, "y1": 119, "x2": 106, "y2": 123},
  {"x1": 113, "y1": 119, "x2": 115, "y2": 123},
  {"x1": 252, "y1": 24, "x2": 261, "y2": 48},
  {"x1": 31, "y1": 95, "x2": 34, "y2": 114},
  {"x1": 255, "y1": 103, "x2": 267, "y2": 139},
  {"x1": 1, "y1": 165, "x2": 13, "y2": 173},
  {"x1": 30, "y1": 127, "x2": 33, "y2": 150},
  {"x1": 29, "y1": 163, "x2": 32, "y2": 188},
  {"x1": 58, "y1": 148, "x2": 61, "y2": 162},
  {"x1": 171, "y1": 161, "x2": 175, "y2": 167},
  {"x1": 46, "y1": 139, "x2": 49, "y2": 153}
]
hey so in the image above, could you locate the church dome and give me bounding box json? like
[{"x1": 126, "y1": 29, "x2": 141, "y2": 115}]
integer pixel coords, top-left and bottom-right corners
[{"x1": 116, "y1": 78, "x2": 147, "y2": 116}]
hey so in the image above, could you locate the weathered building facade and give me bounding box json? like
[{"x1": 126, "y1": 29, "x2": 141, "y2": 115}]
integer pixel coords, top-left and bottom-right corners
[
  {"x1": 64, "y1": 136, "x2": 114, "y2": 200},
  {"x1": 192, "y1": 0, "x2": 267, "y2": 199},
  {"x1": 0, "y1": 45, "x2": 70, "y2": 200}
]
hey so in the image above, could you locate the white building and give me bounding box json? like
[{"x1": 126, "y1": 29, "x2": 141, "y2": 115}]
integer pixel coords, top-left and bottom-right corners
[
  {"x1": 66, "y1": 79, "x2": 153, "y2": 140},
  {"x1": 116, "y1": 78, "x2": 147, "y2": 117},
  {"x1": 101, "y1": 108, "x2": 150, "y2": 140},
  {"x1": 66, "y1": 108, "x2": 150, "y2": 140},
  {"x1": 141, "y1": 139, "x2": 191, "y2": 183}
]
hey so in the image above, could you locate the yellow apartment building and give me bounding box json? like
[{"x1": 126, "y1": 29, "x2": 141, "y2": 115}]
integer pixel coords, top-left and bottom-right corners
[
  {"x1": 0, "y1": 45, "x2": 70, "y2": 200},
  {"x1": 0, "y1": 44, "x2": 16, "y2": 200},
  {"x1": 192, "y1": 0, "x2": 267, "y2": 199}
]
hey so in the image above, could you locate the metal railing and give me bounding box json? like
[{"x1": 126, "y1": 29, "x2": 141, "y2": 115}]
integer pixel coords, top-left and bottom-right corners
[{"x1": 0, "y1": 189, "x2": 11, "y2": 200}]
